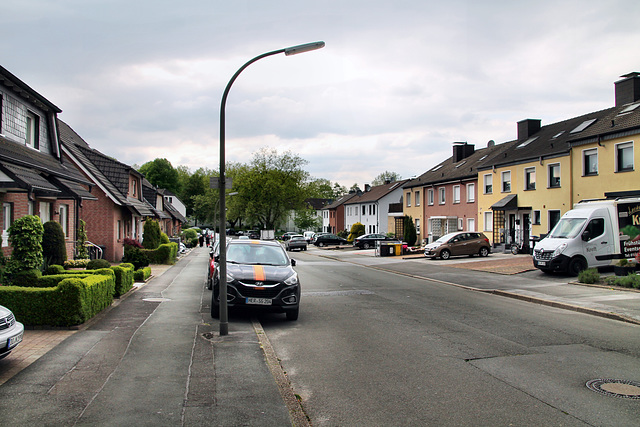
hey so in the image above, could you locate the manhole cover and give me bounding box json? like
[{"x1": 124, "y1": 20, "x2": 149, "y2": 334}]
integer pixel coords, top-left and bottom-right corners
[
  {"x1": 142, "y1": 297, "x2": 172, "y2": 302},
  {"x1": 586, "y1": 379, "x2": 640, "y2": 399}
]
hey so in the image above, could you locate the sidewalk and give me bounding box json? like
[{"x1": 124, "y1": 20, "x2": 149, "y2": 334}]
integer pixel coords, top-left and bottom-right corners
[{"x1": 0, "y1": 262, "x2": 175, "y2": 386}]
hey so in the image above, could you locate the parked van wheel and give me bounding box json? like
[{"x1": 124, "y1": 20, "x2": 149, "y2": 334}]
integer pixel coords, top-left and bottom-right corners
[{"x1": 568, "y1": 257, "x2": 587, "y2": 276}]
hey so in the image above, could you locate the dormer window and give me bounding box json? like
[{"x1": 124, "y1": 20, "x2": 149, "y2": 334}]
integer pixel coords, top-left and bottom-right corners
[
  {"x1": 26, "y1": 110, "x2": 39, "y2": 150},
  {"x1": 131, "y1": 180, "x2": 138, "y2": 197}
]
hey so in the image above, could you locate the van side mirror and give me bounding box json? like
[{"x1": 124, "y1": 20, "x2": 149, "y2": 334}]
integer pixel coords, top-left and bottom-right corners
[{"x1": 581, "y1": 230, "x2": 590, "y2": 242}]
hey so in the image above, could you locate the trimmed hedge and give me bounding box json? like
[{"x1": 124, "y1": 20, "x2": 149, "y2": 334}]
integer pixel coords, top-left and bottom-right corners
[
  {"x1": 0, "y1": 270, "x2": 115, "y2": 326},
  {"x1": 41, "y1": 264, "x2": 134, "y2": 297},
  {"x1": 142, "y1": 242, "x2": 178, "y2": 265},
  {"x1": 134, "y1": 266, "x2": 152, "y2": 282},
  {"x1": 111, "y1": 263, "x2": 135, "y2": 297}
]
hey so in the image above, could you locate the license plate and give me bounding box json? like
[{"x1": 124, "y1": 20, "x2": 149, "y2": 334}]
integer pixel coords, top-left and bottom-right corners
[
  {"x1": 538, "y1": 261, "x2": 546, "y2": 266},
  {"x1": 246, "y1": 297, "x2": 272, "y2": 306},
  {"x1": 8, "y1": 332, "x2": 23, "y2": 348}
]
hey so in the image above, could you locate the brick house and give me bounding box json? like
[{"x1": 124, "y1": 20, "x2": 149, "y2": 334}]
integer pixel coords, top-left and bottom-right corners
[
  {"x1": 0, "y1": 65, "x2": 96, "y2": 260},
  {"x1": 322, "y1": 192, "x2": 357, "y2": 234},
  {"x1": 143, "y1": 181, "x2": 186, "y2": 238},
  {"x1": 58, "y1": 120, "x2": 157, "y2": 262}
]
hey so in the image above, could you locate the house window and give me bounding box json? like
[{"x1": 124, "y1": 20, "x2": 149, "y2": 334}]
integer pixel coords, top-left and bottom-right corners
[
  {"x1": 453, "y1": 185, "x2": 460, "y2": 204},
  {"x1": 466, "y1": 183, "x2": 475, "y2": 203},
  {"x1": 533, "y1": 210, "x2": 541, "y2": 225},
  {"x1": 415, "y1": 191, "x2": 420, "y2": 207},
  {"x1": 427, "y1": 189, "x2": 434, "y2": 205},
  {"x1": 549, "y1": 210, "x2": 561, "y2": 232},
  {"x1": 548, "y1": 163, "x2": 561, "y2": 188},
  {"x1": 406, "y1": 192, "x2": 411, "y2": 207},
  {"x1": 501, "y1": 171, "x2": 511, "y2": 192},
  {"x1": 483, "y1": 174, "x2": 493, "y2": 194},
  {"x1": 131, "y1": 180, "x2": 138, "y2": 197},
  {"x1": 362, "y1": 205, "x2": 365, "y2": 215},
  {"x1": 583, "y1": 148, "x2": 598, "y2": 176},
  {"x1": 26, "y1": 110, "x2": 40, "y2": 149},
  {"x1": 484, "y1": 211, "x2": 493, "y2": 232},
  {"x1": 438, "y1": 187, "x2": 446, "y2": 204},
  {"x1": 467, "y1": 218, "x2": 475, "y2": 232},
  {"x1": 616, "y1": 142, "x2": 634, "y2": 172},
  {"x1": 372, "y1": 204, "x2": 376, "y2": 215},
  {"x1": 117, "y1": 220, "x2": 122, "y2": 240},
  {"x1": 415, "y1": 218, "x2": 420, "y2": 234},
  {"x1": 39, "y1": 201, "x2": 52, "y2": 223},
  {"x1": 525, "y1": 167, "x2": 536, "y2": 190},
  {"x1": 59, "y1": 204, "x2": 69, "y2": 237},
  {"x1": 458, "y1": 218, "x2": 463, "y2": 230},
  {"x1": 2, "y1": 202, "x2": 13, "y2": 247}
]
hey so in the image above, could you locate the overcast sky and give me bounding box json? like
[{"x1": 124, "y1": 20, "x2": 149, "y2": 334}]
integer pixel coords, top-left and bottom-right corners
[{"x1": 3, "y1": 0, "x2": 639, "y2": 188}]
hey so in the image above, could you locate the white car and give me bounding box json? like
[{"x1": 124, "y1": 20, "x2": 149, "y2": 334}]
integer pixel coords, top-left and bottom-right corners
[{"x1": 0, "y1": 305, "x2": 24, "y2": 359}]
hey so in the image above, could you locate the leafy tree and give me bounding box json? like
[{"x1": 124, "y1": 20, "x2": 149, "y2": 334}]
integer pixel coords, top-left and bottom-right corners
[
  {"x1": 143, "y1": 219, "x2": 162, "y2": 249},
  {"x1": 181, "y1": 168, "x2": 209, "y2": 217},
  {"x1": 7, "y1": 215, "x2": 44, "y2": 273},
  {"x1": 236, "y1": 148, "x2": 310, "y2": 230},
  {"x1": 349, "y1": 183, "x2": 361, "y2": 193},
  {"x1": 403, "y1": 216, "x2": 417, "y2": 246},
  {"x1": 306, "y1": 178, "x2": 334, "y2": 199},
  {"x1": 76, "y1": 219, "x2": 89, "y2": 259},
  {"x1": 139, "y1": 158, "x2": 180, "y2": 194},
  {"x1": 372, "y1": 171, "x2": 402, "y2": 186},
  {"x1": 42, "y1": 221, "x2": 67, "y2": 266},
  {"x1": 332, "y1": 182, "x2": 348, "y2": 199},
  {"x1": 294, "y1": 206, "x2": 321, "y2": 231}
]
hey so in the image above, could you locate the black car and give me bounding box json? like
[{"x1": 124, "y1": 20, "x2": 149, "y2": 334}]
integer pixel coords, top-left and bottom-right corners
[
  {"x1": 313, "y1": 233, "x2": 348, "y2": 247},
  {"x1": 211, "y1": 239, "x2": 300, "y2": 320},
  {"x1": 353, "y1": 233, "x2": 394, "y2": 249}
]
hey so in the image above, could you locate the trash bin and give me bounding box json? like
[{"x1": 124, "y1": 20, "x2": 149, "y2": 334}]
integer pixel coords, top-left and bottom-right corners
[{"x1": 376, "y1": 241, "x2": 402, "y2": 257}]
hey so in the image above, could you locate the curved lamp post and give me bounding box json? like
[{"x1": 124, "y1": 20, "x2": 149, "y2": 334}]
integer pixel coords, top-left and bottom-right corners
[{"x1": 218, "y1": 41, "x2": 325, "y2": 335}]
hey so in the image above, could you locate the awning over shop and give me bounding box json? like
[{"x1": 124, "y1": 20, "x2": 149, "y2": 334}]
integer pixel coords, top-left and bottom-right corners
[{"x1": 491, "y1": 194, "x2": 518, "y2": 210}]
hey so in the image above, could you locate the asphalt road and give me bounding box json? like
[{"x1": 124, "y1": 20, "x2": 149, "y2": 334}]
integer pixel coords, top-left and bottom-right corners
[{"x1": 262, "y1": 248, "x2": 640, "y2": 426}]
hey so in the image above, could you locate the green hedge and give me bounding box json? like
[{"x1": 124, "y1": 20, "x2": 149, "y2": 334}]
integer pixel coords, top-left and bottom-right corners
[
  {"x1": 134, "y1": 266, "x2": 152, "y2": 282},
  {"x1": 42, "y1": 264, "x2": 134, "y2": 297},
  {"x1": 0, "y1": 270, "x2": 115, "y2": 326},
  {"x1": 111, "y1": 263, "x2": 135, "y2": 297},
  {"x1": 142, "y1": 242, "x2": 178, "y2": 265}
]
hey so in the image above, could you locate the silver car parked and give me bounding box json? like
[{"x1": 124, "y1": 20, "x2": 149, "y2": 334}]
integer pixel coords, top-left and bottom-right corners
[{"x1": 1, "y1": 304, "x2": 24, "y2": 359}]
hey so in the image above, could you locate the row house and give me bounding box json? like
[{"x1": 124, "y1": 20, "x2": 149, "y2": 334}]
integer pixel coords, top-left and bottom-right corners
[
  {"x1": 322, "y1": 192, "x2": 357, "y2": 234},
  {"x1": 477, "y1": 73, "x2": 640, "y2": 249},
  {"x1": 143, "y1": 180, "x2": 186, "y2": 238},
  {"x1": 402, "y1": 141, "x2": 512, "y2": 244},
  {"x1": 344, "y1": 181, "x2": 408, "y2": 235},
  {"x1": 0, "y1": 65, "x2": 96, "y2": 260},
  {"x1": 281, "y1": 198, "x2": 331, "y2": 232}
]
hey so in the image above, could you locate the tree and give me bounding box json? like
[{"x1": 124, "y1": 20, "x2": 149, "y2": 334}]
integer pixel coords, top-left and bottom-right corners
[
  {"x1": 236, "y1": 148, "x2": 309, "y2": 230},
  {"x1": 332, "y1": 182, "x2": 348, "y2": 199},
  {"x1": 181, "y1": 168, "x2": 209, "y2": 218},
  {"x1": 142, "y1": 219, "x2": 162, "y2": 249},
  {"x1": 139, "y1": 158, "x2": 180, "y2": 194},
  {"x1": 76, "y1": 219, "x2": 89, "y2": 259},
  {"x1": 7, "y1": 215, "x2": 44, "y2": 273},
  {"x1": 403, "y1": 216, "x2": 417, "y2": 246},
  {"x1": 372, "y1": 171, "x2": 402, "y2": 186},
  {"x1": 42, "y1": 221, "x2": 67, "y2": 266},
  {"x1": 294, "y1": 206, "x2": 321, "y2": 231}
]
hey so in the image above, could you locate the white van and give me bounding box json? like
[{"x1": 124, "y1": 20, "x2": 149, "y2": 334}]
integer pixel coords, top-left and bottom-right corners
[
  {"x1": 533, "y1": 197, "x2": 640, "y2": 275},
  {"x1": 303, "y1": 231, "x2": 316, "y2": 243}
]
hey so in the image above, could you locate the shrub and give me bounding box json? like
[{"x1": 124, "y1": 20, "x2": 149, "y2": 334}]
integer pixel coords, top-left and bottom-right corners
[
  {"x1": 122, "y1": 247, "x2": 150, "y2": 270},
  {"x1": 123, "y1": 238, "x2": 143, "y2": 249},
  {"x1": 45, "y1": 265, "x2": 66, "y2": 275},
  {"x1": 12, "y1": 268, "x2": 42, "y2": 287},
  {"x1": 64, "y1": 259, "x2": 90, "y2": 269},
  {"x1": 143, "y1": 219, "x2": 161, "y2": 250},
  {"x1": 143, "y1": 242, "x2": 178, "y2": 265},
  {"x1": 403, "y1": 216, "x2": 417, "y2": 246},
  {"x1": 42, "y1": 221, "x2": 68, "y2": 266},
  {"x1": 111, "y1": 264, "x2": 135, "y2": 297},
  {"x1": 578, "y1": 268, "x2": 600, "y2": 284},
  {"x1": 160, "y1": 232, "x2": 170, "y2": 244},
  {"x1": 182, "y1": 228, "x2": 198, "y2": 241},
  {"x1": 133, "y1": 266, "x2": 152, "y2": 282},
  {"x1": 86, "y1": 259, "x2": 111, "y2": 270},
  {"x1": 347, "y1": 223, "x2": 365, "y2": 243},
  {"x1": 76, "y1": 219, "x2": 89, "y2": 259},
  {"x1": 605, "y1": 273, "x2": 640, "y2": 289},
  {"x1": 7, "y1": 215, "x2": 44, "y2": 273}
]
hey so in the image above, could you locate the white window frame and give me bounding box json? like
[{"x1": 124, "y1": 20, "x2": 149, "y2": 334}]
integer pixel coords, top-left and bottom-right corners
[
  {"x1": 59, "y1": 204, "x2": 69, "y2": 237},
  {"x1": 483, "y1": 211, "x2": 493, "y2": 232},
  {"x1": 466, "y1": 183, "x2": 475, "y2": 203},
  {"x1": 39, "y1": 201, "x2": 51, "y2": 223},
  {"x1": 415, "y1": 218, "x2": 420, "y2": 234},
  {"x1": 2, "y1": 202, "x2": 13, "y2": 247},
  {"x1": 438, "y1": 187, "x2": 446, "y2": 205},
  {"x1": 415, "y1": 191, "x2": 420, "y2": 207},
  {"x1": 483, "y1": 174, "x2": 493, "y2": 194},
  {"x1": 26, "y1": 110, "x2": 39, "y2": 150},
  {"x1": 583, "y1": 148, "x2": 598, "y2": 176},
  {"x1": 453, "y1": 185, "x2": 460, "y2": 204},
  {"x1": 548, "y1": 163, "x2": 561, "y2": 188},
  {"x1": 406, "y1": 192, "x2": 411, "y2": 207},
  {"x1": 615, "y1": 141, "x2": 634, "y2": 172},
  {"x1": 533, "y1": 210, "x2": 541, "y2": 225},
  {"x1": 467, "y1": 218, "x2": 475, "y2": 232},
  {"x1": 501, "y1": 171, "x2": 511, "y2": 193},
  {"x1": 457, "y1": 218, "x2": 463, "y2": 230},
  {"x1": 524, "y1": 167, "x2": 536, "y2": 190},
  {"x1": 427, "y1": 188, "x2": 434, "y2": 205}
]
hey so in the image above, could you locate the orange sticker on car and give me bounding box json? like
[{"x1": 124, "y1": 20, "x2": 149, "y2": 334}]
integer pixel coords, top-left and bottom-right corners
[{"x1": 253, "y1": 265, "x2": 266, "y2": 281}]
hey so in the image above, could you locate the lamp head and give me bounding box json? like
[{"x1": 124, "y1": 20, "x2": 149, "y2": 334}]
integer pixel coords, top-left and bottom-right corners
[{"x1": 284, "y1": 41, "x2": 325, "y2": 56}]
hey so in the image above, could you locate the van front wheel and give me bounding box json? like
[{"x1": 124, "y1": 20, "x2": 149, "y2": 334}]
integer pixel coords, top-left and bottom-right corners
[{"x1": 568, "y1": 257, "x2": 587, "y2": 276}]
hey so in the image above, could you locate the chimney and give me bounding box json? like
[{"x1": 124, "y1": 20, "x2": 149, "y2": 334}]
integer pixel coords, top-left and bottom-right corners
[
  {"x1": 364, "y1": 184, "x2": 371, "y2": 192},
  {"x1": 615, "y1": 72, "x2": 640, "y2": 106},
  {"x1": 452, "y1": 142, "x2": 475, "y2": 163},
  {"x1": 517, "y1": 119, "x2": 541, "y2": 140}
]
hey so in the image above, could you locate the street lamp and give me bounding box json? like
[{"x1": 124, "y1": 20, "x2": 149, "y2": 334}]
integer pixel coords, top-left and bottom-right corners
[{"x1": 217, "y1": 41, "x2": 325, "y2": 335}]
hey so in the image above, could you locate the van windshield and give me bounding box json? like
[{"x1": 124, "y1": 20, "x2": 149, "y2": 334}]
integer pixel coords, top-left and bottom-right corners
[{"x1": 548, "y1": 218, "x2": 586, "y2": 239}]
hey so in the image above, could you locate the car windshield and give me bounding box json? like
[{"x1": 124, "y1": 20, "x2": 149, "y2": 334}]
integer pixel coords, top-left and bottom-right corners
[
  {"x1": 548, "y1": 218, "x2": 587, "y2": 239},
  {"x1": 434, "y1": 233, "x2": 457, "y2": 244},
  {"x1": 226, "y1": 243, "x2": 289, "y2": 266}
]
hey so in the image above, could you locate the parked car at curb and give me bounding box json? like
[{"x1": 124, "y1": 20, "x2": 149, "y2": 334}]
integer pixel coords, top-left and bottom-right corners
[
  {"x1": 0, "y1": 305, "x2": 24, "y2": 359},
  {"x1": 313, "y1": 233, "x2": 348, "y2": 247},
  {"x1": 211, "y1": 239, "x2": 300, "y2": 321},
  {"x1": 424, "y1": 232, "x2": 491, "y2": 260},
  {"x1": 285, "y1": 235, "x2": 308, "y2": 251},
  {"x1": 303, "y1": 231, "x2": 316, "y2": 243},
  {"x1": 280, "y1": 232, "x2": 297, "y2": 241},
  {"x1": 353, "y1": 233, "x2": 395, "y2": 249}
]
